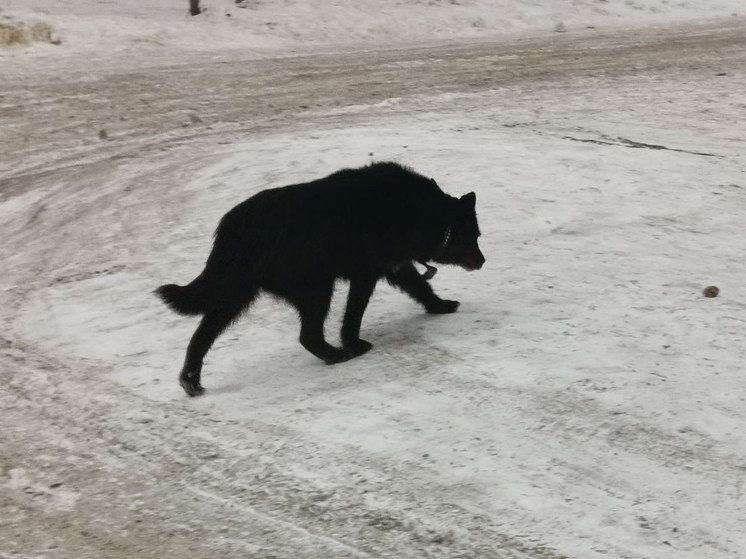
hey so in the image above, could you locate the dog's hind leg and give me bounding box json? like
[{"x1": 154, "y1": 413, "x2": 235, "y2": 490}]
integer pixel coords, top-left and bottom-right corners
[
  {"x1": 179, "y1": 290, "x2": 257, "y2": 396},
  {"x1": 294, "y1": 279, "x2": 357, "y2": 365},
  {"x1": 387, "y1": 262, "x2": 459, "y2": 314},
  {"x1": 340, "y1": 276, "x2": 377, "y2": 356}
]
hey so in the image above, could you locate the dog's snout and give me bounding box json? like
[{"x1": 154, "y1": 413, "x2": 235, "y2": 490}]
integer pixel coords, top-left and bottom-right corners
[{"x1": 466, "y1": 250, "x2": 485, "y2": 271}]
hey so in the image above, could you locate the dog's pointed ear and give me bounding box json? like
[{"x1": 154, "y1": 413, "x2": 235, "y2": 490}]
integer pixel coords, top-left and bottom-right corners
[{"x1": 460, "y1": 192, "x2": 476, "y2": 208}]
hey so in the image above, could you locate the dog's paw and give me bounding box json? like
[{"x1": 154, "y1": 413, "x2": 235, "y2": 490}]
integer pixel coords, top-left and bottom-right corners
[
  {"x1": 426, "y1": 299, "x2": 460, "y2": 314},
  {"x1": 345, "y1": 339, "x2": 373, "y2": 356},
  {"x1": 326, "y1": 340, "x2": 373, "y2": 364},
  {"x1": 180, "y1": 375, "x2": 206, "y2": 397}
]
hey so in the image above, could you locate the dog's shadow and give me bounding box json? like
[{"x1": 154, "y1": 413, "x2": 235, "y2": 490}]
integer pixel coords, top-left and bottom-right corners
[{"x1": 205, "y1": 303, "x2": 487, "y2": 396}]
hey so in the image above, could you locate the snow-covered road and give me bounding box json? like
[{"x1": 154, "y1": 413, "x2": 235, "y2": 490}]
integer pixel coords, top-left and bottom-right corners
[{"x1": 2, "y1": 19, "x2": 746, "y2": 559}]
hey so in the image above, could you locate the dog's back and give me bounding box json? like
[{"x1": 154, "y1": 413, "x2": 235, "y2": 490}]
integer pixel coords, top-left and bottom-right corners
[{"x1": 214, "y1": 162, "x2": 452, "y2": 281}]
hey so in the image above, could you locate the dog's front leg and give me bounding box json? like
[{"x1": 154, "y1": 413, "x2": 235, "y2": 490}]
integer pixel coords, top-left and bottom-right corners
[{"x1": 340, "y1": 276, "x2": 377, "y2": 356}]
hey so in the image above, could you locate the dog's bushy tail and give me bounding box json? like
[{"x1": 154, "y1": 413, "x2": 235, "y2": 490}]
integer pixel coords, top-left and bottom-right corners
[
  {"x1": 154, "y1": 276, "x2": 210, "y2": 316},
  {"x1": 156, "y1": 199, "x2": 256, "y2": 316}
]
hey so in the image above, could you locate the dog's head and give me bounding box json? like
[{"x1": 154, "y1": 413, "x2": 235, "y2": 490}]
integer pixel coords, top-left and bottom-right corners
[{"x1": 434, "y1": 192, "x2": 485, "y2": 271}]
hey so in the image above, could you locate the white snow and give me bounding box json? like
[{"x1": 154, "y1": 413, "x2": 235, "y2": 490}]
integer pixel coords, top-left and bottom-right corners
[
  {"x1": 8, "y1": 74, "x2": 746, "y2": 556},
  {"x1": 2, "y1": 1, "x2": 746, "y2": 558},
  {"x1": 0, "y1": 0, "x2": 743, "y2": 60}
]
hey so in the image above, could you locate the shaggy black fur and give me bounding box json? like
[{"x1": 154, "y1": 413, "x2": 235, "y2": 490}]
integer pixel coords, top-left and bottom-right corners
[{"x1": 156, "y1": 162, "x2": 484, "y2": 396}]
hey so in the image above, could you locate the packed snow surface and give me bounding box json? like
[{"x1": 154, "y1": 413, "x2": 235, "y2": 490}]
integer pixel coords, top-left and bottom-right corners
[{"x1": 1, "y1": 1, "x2": 745, "y2": 559}]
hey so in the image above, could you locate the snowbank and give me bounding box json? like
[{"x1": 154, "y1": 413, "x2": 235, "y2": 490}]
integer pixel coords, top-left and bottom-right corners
[{"x1": 1, "y1": 0, "x2": 742, "y2": 58}]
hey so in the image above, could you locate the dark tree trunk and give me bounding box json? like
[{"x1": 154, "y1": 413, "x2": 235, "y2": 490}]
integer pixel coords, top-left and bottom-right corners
[{"x1": 189, "y1": 0, "x2": 201, "y2": 16}]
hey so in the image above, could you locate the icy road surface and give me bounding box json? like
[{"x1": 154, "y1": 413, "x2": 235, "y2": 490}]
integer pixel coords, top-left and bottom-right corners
[{"x1": 2, "y1": 21, "x2": 746, "y2": 559}]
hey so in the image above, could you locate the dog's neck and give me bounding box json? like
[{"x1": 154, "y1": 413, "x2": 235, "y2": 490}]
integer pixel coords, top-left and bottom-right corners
[{"x1": 417, "y1": 226, "x2": 452, "y2": 280}]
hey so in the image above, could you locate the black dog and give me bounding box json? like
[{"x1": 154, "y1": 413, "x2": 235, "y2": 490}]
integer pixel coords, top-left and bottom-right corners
[{"x1": 156, "y1": 162, "x2": 484, "y2": 396}]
